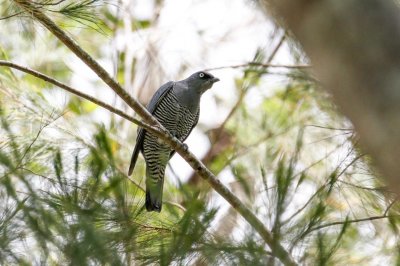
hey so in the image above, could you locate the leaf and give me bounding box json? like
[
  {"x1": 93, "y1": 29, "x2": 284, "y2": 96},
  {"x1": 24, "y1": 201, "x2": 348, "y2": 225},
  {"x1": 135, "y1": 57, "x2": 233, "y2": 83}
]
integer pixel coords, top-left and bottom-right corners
[{"x1": 232, "y1": 164, "x2": 252, "y2": 198}]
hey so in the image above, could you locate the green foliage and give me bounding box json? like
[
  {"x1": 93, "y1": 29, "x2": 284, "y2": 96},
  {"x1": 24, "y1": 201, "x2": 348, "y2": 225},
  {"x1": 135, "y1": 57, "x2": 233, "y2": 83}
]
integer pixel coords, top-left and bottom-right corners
[{"x1": 0, "y1": 95, "x2": 273, "y2": 264}]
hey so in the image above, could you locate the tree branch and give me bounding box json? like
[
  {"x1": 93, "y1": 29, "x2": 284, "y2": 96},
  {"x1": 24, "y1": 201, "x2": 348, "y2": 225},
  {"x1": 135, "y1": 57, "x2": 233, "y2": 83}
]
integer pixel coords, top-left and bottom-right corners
[
  {"x1": 205, "y1": 62, "x2": 311, "y2": 72},
  {"x1": 308, "y1": 214, "x2": 400, "y2": 233},
  {"x1": 12, "y1": 1, "x2": 296, "y2": 264},
  {"x1": 0, "y1": 60, "x2": 157, "y2": 134},
  {"x1": 282, "y1": 148, "x2": 364, "y2": 225},
  {"x1": 0, "y1": 11, "x2": 24, "y2": 20}
]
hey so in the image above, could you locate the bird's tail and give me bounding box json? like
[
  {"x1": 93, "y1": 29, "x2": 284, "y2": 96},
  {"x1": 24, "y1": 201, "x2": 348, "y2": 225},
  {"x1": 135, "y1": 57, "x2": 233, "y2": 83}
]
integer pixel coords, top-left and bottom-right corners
[
  {"x1": 128, "y1": 141, "x2": 141, "y2": 176},
  {"x1": 145, "y1": 165, "x2": 165, "y2": 212}
]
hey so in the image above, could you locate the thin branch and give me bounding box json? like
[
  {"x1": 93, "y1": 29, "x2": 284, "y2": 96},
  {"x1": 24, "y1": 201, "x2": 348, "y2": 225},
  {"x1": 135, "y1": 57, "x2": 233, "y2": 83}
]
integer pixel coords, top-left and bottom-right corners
[
  {"x1": 282, "y1": 148, "x2": 364, "y2": 225},
  {"x1": 120, "y1": 166, "x2": 186, "y2": 212},
  {"x1": 18, "y1": 112, "x2": 62, "y2": 166},
  {"x1": 336, "y1": 153, "x2": 366, "y2": 180},
  {"x1": 18, "y1": 1, "x2": 158, "y2": 127},
  {"x1": 205, "y1": 62, "x2": 311, "y2": 72},
  {"x1": 125, "y1": 174, "x2": 144, "y2": 191},
  {"x1": 163, "y1": 200, "x2": 187, "y2": 212},
  {"x1": 338, "y1": 180, "x2": 390, "y2": 193},
  {"x1": 11, "y1": 2, "x2": 296, "y2": 265},
  {"x1": 304, "y1": 124, "x2": 353, "y2": 131},
  {"x1": 268, "y1": 33, "x2": 287, "y2": 62},
  {"x1": 0, "y1": 60, "x2": 156, "y2": 134},
  {"x1": 21, "y1": 167, "x2": 84, "y2": 190},
  {"x1": 0, "y1": 60, "x2": 190, "y2": 212},
  {"x1": 216, "y1": 33, "x2": 287, "y2": 138},
  {"x1": 0, "y1": 11, "x2": 24, "y2": 20},
  {"x1": 308, "y1": 214, "x2": 400, "y2": 233},
  {"x1": 384, "y1": 198, "x2": 398, "y2": 216},
  {"x1": 31, "y1": 0, "x2": 67, "y2": 6}
]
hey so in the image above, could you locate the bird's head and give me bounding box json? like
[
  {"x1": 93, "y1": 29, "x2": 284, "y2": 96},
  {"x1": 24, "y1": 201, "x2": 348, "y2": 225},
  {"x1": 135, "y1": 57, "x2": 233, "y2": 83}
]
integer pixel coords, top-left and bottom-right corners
[{"x1": 186, "y1": 71, "x2": 219, "y2": 94}]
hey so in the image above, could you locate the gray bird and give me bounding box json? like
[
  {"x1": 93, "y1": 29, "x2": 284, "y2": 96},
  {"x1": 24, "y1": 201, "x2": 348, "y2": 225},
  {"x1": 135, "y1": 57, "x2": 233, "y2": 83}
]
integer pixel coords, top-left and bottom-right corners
[{"x1": 128, "y1": 71, "x2": 219, "y2": 212}]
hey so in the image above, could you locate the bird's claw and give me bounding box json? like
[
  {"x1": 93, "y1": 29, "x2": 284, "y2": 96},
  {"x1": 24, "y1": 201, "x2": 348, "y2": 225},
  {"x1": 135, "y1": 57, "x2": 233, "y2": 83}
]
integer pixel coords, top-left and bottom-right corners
[{"x1": 182, "y1": 143, "x2": 189, "y2": 151}]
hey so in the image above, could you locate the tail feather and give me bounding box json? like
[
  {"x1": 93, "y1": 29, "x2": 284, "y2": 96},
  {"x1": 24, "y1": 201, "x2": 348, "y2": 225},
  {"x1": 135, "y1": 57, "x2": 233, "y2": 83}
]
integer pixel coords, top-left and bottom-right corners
[
  {"x1": 146, "y1": 189, "x2": 162, "y2": 212},
  {"x1": 128, "y1": 144, "x2": 140, "y2": 176},
  {"x1": 145, "y1": 166, "x2": 165, "y2": 212},
  {"x1": 129, "y1": 129, "x2": 144, "y2": 176}
]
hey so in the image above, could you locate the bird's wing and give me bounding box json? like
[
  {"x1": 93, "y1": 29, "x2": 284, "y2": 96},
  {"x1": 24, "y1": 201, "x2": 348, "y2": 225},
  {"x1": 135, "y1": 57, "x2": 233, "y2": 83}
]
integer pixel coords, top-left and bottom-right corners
[
  {"x1": 146, "y1": 81, "x2": 175, "y2": 113},
  {"x1": 128, "y1": 81, "x2": 175, "y2": 175},
  {"x1": 169, "y1": 108, "x2": 200, "y2": 159}
]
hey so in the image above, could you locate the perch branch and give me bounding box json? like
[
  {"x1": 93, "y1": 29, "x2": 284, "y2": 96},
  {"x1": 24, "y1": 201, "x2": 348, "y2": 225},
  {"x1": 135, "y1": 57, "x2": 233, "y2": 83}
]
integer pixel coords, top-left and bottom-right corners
[{"x1": 0, "y1": 60, "x2": 156, "y2": 134}]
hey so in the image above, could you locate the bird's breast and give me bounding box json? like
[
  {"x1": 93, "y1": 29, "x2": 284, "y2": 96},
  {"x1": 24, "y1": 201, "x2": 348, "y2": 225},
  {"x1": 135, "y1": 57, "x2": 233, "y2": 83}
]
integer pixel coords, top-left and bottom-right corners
[{"x1": 172, "y1": 86, "x2": 201, "y2": 114}]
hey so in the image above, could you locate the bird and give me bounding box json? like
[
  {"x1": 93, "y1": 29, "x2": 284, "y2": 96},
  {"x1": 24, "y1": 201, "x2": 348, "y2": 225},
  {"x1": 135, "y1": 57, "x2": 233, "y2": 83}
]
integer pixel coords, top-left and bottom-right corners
[{"x1": 128, "y1": 71, "x2": 220, "y2": 212}]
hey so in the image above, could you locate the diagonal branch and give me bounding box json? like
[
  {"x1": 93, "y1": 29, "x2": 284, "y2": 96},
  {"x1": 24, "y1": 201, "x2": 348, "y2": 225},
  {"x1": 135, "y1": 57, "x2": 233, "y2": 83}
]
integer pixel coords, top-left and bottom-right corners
[
  {"x1": 307, "y1": 214, "x2": 400, "y2": 233},
  {"x1": 0, "y1": 61, "x2": 190, "y2": 212},
  {"x1": 0, "y1": 11, "x2": 24, "y2": 20},
  {"x1": 205, "y1": 62, "x2": 311, "y2": 72},
  {"x1": 12, "y1": 1, "x2": 296, "y2": 264},
  {"x1": 0, "y1": 60, "x2": 157, "y2": 134}
]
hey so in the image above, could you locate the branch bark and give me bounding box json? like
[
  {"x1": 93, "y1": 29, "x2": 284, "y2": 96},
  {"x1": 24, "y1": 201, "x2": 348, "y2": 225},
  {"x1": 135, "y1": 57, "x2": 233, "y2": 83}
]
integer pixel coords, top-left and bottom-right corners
[
  {"x1": 260, "y1": 0, "x2": 400, "y2": 192},
  {"x1": 0, "y1": 60, "x2": 156, "y2": 133},
  {"x1": 205, "y1": 62, "x2": 311, "y2": 71},
  {"x1": 308, "y1": 214, "x2": 400, "y2": 233},
  {"x1": 0, "y1": 61, "x2": 189, "y2": 211},
  {"x1": 12, "y1": 1, "x2": 296, "y2": 264}
]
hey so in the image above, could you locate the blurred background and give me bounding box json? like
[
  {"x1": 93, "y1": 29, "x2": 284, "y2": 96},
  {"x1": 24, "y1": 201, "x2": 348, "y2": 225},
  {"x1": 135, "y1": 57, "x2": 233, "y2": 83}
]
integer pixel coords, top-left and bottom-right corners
[{"x1": 0, "y1": 0, "x2": 399, "y2": 265}]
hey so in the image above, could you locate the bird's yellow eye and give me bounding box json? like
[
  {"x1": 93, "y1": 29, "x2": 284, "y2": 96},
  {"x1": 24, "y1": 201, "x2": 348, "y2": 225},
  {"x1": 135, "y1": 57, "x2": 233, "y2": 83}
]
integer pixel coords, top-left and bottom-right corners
[{"x1": 199, "y1": 72, "x2": 205, "y2": 78}]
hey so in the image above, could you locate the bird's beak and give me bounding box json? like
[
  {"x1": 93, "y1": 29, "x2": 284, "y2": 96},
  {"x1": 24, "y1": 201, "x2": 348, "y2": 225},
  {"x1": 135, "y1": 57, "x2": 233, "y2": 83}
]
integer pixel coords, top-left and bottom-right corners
[{"x1": 211, "y1": 77, "x2": 220, "y2": 83}]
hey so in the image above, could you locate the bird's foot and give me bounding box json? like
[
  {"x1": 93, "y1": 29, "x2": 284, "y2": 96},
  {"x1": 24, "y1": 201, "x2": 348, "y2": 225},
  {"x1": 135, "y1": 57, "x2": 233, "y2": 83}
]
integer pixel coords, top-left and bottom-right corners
[{"x1": 182, "y1": 143, "x2": 189, "y2": 151}]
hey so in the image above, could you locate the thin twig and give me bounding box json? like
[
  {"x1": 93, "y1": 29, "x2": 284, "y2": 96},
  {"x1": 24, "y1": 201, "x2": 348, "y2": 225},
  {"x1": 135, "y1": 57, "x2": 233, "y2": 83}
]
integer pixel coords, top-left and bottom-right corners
[
  {"x1": 163, "y1": 200, "x2": 186, "y2": 212},
  {"x1": 337, "y1": 180, "x2": 390, "y2": 193},
  {"x1": 282, "y1": 148, "x2": 364, "y2": 225},
  {"x1": 0, "y1": 60, "x2": 156, "y2": 134},
  {"x1": 0, "y1": 60, "x2": 187, "y2": 212},
  {"x1": 205, "y1": 62, "x2": 311, "y2": 72},
  {"x1": 215, "y1": 33, "x2": 287, "y2": 139},
  {"x1": 119, "y1": 167, "x2": 186, "y2": 212},
  {"x1": 21, "y1": 167, "x2": 84, "y2": 190},
  {"x1": 308, "y1": 214, "x2": 400, "y2": 233},
  {"x1": 304, "y1": 124, "x2": 353, "y2": 131},
  {"x1": 31, "y1": 0, "x2": 67, "y2": 6},
  {"x1": 11, "y1": 2, "x2": 296, "y2": 265},
  {"x1": 0, "y1": 11, "x2": 24, "y2": 20},
  {"x1": 17, "y1": 112, "x2": 62, "y2": 167},
  {"x1": 384, "y1": 198, "x2": 398, "y2": 216}
]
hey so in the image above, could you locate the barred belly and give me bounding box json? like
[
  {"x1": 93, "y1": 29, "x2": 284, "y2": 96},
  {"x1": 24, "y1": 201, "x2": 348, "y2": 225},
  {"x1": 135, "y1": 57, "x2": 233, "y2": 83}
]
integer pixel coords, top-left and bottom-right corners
[{"x1": 142, "y1": 91, "x2": 198, "y2": 181}]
